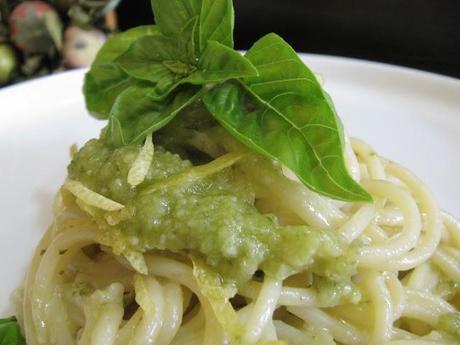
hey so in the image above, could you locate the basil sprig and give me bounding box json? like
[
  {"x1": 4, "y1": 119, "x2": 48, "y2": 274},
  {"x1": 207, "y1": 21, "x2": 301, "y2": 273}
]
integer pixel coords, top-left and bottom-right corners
[
  {"x1": 83, "y1": 0, "x2": 372, "y2": 202},
  {"x1": 0, "y1": 317, "x2": 26, "y2": 345}
]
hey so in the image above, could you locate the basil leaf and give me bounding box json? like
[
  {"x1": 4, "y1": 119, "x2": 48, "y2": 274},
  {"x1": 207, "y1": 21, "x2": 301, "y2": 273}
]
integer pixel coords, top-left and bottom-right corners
[
  {"x1": 84, "y1": 64, "x2": 138, "y2": 120},
  {"x1": 107, "y1": 85, "x2": 202, "y2": 146},
  {"x1": 94, "y1": 25, "x2": 159, "y2": 64},
  {"x1": 0, "y1": 317, "x2": 26, "y2": 345},
  {"x1": 203, "y1": 35, "x2": 371, "y2": 201},
  {"x1": 199, "y1": 0, "x2": 234, "y2": 50},
  {"x1": 115, "y1": 33, "x2": 194, "y2": 84},
  {"x1": 84, "y1": 26, "x2": 159, "y2": 119},
  {"x1": 86, "y1": 1, "x2": 237, "y2": 120},
  {"x1": 191, "y1": 40, "x2": 257, "y2": 83},
  {"x1": 204, "y1": 82, "x2": 371, "y2": 201},
  {"x1": 117, "y1": 36, "x2": 257, "y2": 101},
  {"x1": 148, "y1": 40, "x2": 258, "y2": 100},
  {"x1": 151, "y1": 0, "x2": 234, "y2": 52},
  {"x1": 150, "y1": 0, "x2": 201, "y2": 39}
]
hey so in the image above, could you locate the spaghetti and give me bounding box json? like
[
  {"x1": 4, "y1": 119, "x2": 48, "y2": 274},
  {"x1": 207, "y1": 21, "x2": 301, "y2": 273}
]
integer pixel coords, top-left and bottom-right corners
[{"x1": 16, "y1": 133, "x2": 460, "y2": 345}]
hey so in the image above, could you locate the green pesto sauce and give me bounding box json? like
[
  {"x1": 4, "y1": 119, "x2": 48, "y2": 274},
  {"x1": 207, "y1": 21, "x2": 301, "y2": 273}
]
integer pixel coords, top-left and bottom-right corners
[{"x1": 68, "y1": 139, "x2": 355, "y2": 286}]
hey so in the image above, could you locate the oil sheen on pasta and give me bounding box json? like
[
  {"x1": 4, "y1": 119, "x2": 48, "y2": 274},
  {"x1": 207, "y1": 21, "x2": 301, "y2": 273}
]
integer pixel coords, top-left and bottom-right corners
[{"x1": 68, "y1": 137, "x2": 357, "y2": 297}]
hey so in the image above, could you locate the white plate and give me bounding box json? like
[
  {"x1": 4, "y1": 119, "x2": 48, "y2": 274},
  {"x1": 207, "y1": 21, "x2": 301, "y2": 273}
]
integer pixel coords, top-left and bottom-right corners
[{"x1": 1, "y1": 55, "x2": 459, "y2": 314}]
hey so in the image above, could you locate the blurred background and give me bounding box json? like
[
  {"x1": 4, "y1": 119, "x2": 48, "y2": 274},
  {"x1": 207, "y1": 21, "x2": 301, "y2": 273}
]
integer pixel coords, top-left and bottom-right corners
[{"x1": 1, "y1": 0, "x2": 459, "y2": 86}]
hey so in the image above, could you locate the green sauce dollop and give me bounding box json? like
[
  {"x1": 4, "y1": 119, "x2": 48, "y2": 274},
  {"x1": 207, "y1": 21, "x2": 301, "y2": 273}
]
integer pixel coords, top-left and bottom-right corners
[{"x1": 68, "y1": 139, "x2": 356, "y2": 288}]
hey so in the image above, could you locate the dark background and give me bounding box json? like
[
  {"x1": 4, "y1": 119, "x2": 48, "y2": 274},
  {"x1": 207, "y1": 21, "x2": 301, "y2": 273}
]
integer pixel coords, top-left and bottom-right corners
[{"x1": 117, "y1": 0, "x2": 460, "y2": 78}]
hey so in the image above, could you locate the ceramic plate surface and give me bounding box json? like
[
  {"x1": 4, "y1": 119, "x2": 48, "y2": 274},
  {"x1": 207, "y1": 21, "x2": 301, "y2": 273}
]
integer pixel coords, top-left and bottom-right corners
[{"x1": 1, "y1": 54, "x2": 459, "y2": 314}]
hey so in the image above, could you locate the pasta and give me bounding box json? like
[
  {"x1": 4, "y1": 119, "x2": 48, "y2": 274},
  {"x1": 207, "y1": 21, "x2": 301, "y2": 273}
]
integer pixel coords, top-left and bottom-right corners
[
  {"x1": 7, "y1": 1, "x2": 459, "y2": 343},
  {"x1": 16, "y1": 134, "x2": 460, "y2": 345}
]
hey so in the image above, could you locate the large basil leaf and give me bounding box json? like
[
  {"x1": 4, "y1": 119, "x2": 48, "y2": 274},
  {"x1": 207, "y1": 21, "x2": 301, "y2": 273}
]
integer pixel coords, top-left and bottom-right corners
[
  {"x1": 203, "y1": 34, "x2": 371, "y2": 201},
  {"x1": 0, "y1": 317, "x2": 26, "y2": 345},
  {"x1": 107, "y1": 85, "x2": 202, "y2": 146},
  {"x1": 94, "y1": 25, "x2": 159, "y2": 64},
  {"x1": 84, "y1": 64, "x2": 139, "y2": 120},
  {"x1": 151, "y1": 0, "x2": 233, "y2": 52}
]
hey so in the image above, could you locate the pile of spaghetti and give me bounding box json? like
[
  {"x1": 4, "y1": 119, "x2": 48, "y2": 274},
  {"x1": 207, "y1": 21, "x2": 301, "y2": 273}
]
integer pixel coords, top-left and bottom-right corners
[
  {"x1": 18, "y1": 130, "x2": 460, "y2": 345},
  {"x1": 13, "y1": 0, "x2": 460, "y2": 344}
]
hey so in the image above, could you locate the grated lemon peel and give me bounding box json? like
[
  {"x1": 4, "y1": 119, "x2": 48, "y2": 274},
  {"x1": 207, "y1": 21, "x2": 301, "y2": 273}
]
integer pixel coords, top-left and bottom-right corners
[
  {"x1": 64, "y1": 180, "x2": 125, "y2": 212},
  {"x1": 128, "y1": 133, "x2": 154, "y2": 188}
]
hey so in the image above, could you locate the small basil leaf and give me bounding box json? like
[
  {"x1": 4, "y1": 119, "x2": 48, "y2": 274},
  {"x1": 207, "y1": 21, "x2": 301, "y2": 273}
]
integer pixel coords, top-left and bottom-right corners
[
  {"x1": 150, "y1": 75, "x2": 183, "y2": 100},
  {"x1": 94, "y1": 25, "x2": 159, "y2": 65},
  {"x1": 148, "y1": 41, "x2": 258, "y2": 100},
  {"x1": 163, "y1": 60, "x2": 197, "y2": 75},
  {"x1": 115, "y1": 19, "x2": 197, "y2": 84},
  {"x1": 84, "y1": 64, "x2": 138, "y2": 119},
  {"x1": 150, "y1": 0, "x2": 201, "y2": 39},
  {"x1": 151, "y1": 0, "x2": 234, "y2": 53},
  {"x1": 0, "y1": 317, "x2": 26, "y2": 345},
  {"x1": 115, "y1": 35, "x2": 180, "y2": 83},
  {"x1": 107, "y1": 85, "x2": 202, "y2": 146},
  {"x1": 191, "y1": 40, "x2": 258, "y2": 83},
  {"x1": 199, "y1": 0, "x2": 234, "y2": 51},
  {"x1": 184, "y1": 16, "x2": 200, "y2": 64}
]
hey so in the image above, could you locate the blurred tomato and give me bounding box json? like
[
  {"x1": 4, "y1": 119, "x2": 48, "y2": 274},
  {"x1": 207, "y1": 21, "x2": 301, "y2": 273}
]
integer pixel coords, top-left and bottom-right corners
[{"x1": 9, "y1": 1, "x2": 63, "y2": 55}]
